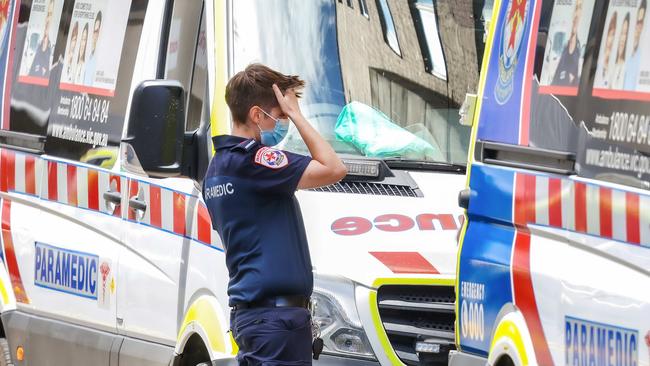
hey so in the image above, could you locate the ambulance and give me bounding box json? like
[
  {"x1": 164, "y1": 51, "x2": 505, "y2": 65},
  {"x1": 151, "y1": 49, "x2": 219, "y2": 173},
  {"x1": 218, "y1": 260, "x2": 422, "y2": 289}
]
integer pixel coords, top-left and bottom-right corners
[
  {"x1": 452, "y1": 0, "x2": 650, "y2": 365},
  {"x1": 0, "y1": 0, "x2": 490, "y2": 365}
]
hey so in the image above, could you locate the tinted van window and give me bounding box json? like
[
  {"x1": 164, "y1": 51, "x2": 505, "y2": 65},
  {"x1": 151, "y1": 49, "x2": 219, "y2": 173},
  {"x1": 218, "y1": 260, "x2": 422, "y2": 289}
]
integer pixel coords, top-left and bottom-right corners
[
  {"x1": 524, "y1": 0, "x2": 650, "y2": 188},
  {"x1": 577, "y1": 0, "x2": 650, "y2": 188},
  {"x1": 232, "y1": 0, "x2": 492, "y2": 166},
  {"x1": 5, "y1": 0, "x2": 148, "y2": 168}
]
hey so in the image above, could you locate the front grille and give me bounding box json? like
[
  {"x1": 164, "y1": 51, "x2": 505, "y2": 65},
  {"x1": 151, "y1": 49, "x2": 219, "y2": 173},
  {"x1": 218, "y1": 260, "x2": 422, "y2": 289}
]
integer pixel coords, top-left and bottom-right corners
[
  {"x1": 309, "y1": 181, "x2": 419, "y2": 197},
  {"x1": 377, "y1": 285, "x2": 456, "y2": 366}
]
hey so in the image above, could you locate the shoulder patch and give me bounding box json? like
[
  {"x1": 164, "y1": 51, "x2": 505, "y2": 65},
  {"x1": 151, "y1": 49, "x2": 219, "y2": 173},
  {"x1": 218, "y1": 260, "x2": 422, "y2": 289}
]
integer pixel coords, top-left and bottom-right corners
[{"x1": 254, "y1": 147, "x2": 289, "y2": 169}]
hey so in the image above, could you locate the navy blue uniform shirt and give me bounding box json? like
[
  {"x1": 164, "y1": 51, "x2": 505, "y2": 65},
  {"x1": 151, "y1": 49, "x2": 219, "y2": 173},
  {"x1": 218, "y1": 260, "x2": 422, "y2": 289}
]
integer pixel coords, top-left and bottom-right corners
[{"x1": 203, "y1": 135, "x2": 313, "y2": 306}]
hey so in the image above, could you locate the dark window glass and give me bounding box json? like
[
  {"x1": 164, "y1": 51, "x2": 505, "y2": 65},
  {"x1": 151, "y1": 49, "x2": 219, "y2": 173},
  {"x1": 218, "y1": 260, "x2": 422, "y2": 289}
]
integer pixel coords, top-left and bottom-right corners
[
  {"x1": 359, "y1": 0, "x2": 369, "y2": 17},
  {"x1": 376, "y1": 0, "x2": 401, "y2": 55},
  {"x1": 410, "y1": 0, "x2": 447, "y2": 79},
  {"x1": 165, "y1": 0, "x2": 202, "y2": 94},
  {"x1": 186, "y1": 4, "x2": 208, "y2": 132}
]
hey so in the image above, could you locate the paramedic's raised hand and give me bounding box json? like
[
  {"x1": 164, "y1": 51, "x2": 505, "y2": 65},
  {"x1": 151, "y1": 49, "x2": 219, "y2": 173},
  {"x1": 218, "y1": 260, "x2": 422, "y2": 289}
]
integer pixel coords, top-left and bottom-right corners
[
  {"x1": 272, "y1": 84, "x2": 347, "y2": 189},
  {"x1": 273, "y1": 84, "x2": 302, "y2": 120}
]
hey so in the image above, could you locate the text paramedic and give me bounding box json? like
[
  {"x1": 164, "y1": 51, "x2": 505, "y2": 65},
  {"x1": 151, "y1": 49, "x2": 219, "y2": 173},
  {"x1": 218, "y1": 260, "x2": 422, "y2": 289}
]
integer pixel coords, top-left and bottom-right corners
[{"x1": 34, "y1": 243, "x2": 98, "y2": 298}]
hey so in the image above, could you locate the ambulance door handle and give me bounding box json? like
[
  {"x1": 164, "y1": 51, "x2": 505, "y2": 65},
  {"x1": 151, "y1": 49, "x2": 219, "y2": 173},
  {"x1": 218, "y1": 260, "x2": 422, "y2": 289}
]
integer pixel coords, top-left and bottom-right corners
[
  {"x1": 129, "y1": 197, "x2": 147, "y2": 212},
  {"x1": 103, "y1": 191, "x2": 122, "y2": 205}
]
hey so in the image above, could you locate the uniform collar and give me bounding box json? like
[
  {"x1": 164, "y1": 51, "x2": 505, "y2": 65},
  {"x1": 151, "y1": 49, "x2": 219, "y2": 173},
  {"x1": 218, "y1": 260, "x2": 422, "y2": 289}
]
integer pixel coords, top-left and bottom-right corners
[{"x1": 212, "y1": 135, "x2": 258, "y2": 152}]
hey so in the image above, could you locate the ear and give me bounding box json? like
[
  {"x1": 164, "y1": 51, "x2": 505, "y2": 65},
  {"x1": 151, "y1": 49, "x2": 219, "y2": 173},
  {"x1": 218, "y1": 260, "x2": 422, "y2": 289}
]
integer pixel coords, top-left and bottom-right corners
[{"x1": 247, "y1": 106, "x2": 263, "y2": 125}]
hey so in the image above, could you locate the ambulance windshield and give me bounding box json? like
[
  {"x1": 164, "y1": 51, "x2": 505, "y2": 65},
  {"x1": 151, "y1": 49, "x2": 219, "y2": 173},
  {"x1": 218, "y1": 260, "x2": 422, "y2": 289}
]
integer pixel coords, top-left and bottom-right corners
[{"x1": 232, "y1": 0, "x2": 491, "y2": 166}]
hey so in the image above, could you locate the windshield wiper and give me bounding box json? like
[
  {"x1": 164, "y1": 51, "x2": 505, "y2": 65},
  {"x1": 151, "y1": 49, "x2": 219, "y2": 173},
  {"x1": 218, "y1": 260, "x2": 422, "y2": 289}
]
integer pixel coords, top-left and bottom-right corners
[{"x1": 383, "y1": 158, "x2": 466, "y2": 173}]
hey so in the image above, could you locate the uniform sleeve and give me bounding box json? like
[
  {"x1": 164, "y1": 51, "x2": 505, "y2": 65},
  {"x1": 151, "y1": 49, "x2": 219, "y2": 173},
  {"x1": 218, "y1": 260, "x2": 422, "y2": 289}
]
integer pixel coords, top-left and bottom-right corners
[{"x1": 248, "y1": 147, "x2": 312, "y2": 196}]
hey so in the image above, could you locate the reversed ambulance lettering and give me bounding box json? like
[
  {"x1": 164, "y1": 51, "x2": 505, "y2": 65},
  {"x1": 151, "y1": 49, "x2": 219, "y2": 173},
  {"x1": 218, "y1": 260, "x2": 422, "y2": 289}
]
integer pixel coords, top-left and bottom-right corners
[
  {"x1": 34, "y1": 242, "x2": 98, "y2": 299},
  {"x1": 331, "y1": 213, "x2": 463, "y2": 236},
  {"x1": 565, "y1": 316, "x2": 638, "y2": 366},
  {"x1": 460, "y1": 281, "x2": 485, "y2": 342}
]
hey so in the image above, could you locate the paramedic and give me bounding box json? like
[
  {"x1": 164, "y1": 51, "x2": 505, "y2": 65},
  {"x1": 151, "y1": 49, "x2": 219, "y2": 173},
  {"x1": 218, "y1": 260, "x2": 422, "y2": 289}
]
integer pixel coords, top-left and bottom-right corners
[{"x1": 202, "y1": 63, "x2": 347, "y2": 365}]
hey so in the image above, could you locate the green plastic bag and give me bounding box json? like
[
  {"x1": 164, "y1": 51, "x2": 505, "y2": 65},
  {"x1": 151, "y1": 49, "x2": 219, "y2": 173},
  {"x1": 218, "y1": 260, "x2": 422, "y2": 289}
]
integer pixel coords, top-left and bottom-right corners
[{"x1": 334, "y1": 102, "x2": 439, "y2": 160}]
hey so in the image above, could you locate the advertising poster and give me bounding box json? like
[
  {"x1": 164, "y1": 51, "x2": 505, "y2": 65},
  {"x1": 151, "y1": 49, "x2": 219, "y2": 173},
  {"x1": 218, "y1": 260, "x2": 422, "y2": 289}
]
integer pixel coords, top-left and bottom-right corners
[
  {"x1": 48, "y1": 0, "x2": 132, "y2": 152},
  {"x1": 0, "y1": 0, "x2": 10, "y2": 44},
  {"x1": 17, "y1": 0, "x2": 64, "y2": 86},
  {"x1": 577, "y1": 0, "x2": 650, "y2": 182},
  {"x1": 60, "y1": 0, "x2": 131, "y2": 96},
  {"x1": 593, "y1": 0, "x2": 649, "y2": 97},
  {"x1": 538, "y1": 0, "x2": 596, "y2": 95}
]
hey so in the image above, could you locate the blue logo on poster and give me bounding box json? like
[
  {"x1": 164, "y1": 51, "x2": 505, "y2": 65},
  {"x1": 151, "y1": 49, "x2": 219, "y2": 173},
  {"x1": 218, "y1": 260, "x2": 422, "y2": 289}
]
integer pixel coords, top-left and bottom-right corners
[{"x1": 495, "y1": 0, "x2": 529, "y2": 105}]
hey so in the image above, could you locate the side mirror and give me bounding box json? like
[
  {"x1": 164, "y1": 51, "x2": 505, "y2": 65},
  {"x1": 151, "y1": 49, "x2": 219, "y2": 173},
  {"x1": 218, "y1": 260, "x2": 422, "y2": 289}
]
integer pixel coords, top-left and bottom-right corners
[{"x1": 123, "y1": 80, "x2": 186, "y2": 178}]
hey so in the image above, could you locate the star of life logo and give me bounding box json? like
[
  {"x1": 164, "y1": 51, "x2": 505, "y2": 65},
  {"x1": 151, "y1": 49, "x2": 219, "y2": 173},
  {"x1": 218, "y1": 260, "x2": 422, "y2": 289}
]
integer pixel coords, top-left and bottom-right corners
[
  {"x1": 255, "y1": 147, "x2": 288, "y2": 169},
  {"x1": 495, "y1": 0, "x2": 530, "y2": 105}
]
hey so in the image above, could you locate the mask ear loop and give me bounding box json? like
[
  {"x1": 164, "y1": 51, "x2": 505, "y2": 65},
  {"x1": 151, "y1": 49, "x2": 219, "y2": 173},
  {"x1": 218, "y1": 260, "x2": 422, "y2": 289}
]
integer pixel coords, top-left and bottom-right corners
[
  {"x1": 258, "y1": 108, "x2": 279, "y2": 124},
  {"x1": 251, "y1": 107, "x2": 270, "y2": 135}
]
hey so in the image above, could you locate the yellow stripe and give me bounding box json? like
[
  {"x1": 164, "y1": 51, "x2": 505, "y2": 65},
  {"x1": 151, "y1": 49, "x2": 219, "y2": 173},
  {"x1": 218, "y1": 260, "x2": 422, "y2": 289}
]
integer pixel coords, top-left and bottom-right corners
[
  {"x1": 372, "y1": 277, "x2": 455, "y2": 288},
  {"x1": 369, "y1": 278, "x2": 455, "y2": 365},
  {"x1": 178, "y1": 297, "x2": 226, "y2": 354},
  {"x1": 230, "y1": 332, "x2": 239, "y2": 355},
  {"x1": 455, "y1": 0, "x2": 503, "y2": 347},
  {"x1": 464, "y1": 1, "x2": 502, "y2": 186},
  {"x1": 211, "y1": 0, "x2": 229, "y2": 137},
  {"x1": 369, "y1": 290, "x2": 403, "y2": 365},
  {"x1": 0, "y1": 277, "x2": 9, "y2": 305},
  {"x1": 490, "y1": 320, "x2": 529, "y2": 366}
]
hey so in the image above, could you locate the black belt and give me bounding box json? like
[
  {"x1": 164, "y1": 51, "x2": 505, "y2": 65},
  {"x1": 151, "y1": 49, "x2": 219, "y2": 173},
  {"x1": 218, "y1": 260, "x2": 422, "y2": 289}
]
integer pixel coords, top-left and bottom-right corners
[{"x1": 232, "y1": 295, "x2": 310, "y2": 311}]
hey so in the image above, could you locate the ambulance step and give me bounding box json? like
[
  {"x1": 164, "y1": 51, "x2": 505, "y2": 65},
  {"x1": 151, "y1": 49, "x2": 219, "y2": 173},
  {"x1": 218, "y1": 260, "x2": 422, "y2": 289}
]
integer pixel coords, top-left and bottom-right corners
[
  {"x1": 376, "y1": 285, "x2": 456, "y2": 366},
  {"x1": 309, "y1": 181, "x2": 419, "y2": 197}
]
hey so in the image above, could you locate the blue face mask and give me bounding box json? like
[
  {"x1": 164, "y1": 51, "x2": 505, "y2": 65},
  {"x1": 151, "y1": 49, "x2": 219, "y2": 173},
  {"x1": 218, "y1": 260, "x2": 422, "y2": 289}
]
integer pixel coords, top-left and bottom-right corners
[{"x1": 258, "y1": 109, "x2": 290, "y2": 146}]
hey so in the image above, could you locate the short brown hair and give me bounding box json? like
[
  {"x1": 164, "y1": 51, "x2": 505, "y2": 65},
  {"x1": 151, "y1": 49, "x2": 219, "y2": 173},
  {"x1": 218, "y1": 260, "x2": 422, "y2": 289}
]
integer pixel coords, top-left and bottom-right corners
[{"x1": 225, "y1": 64, "x2": 305, "y2": 124}]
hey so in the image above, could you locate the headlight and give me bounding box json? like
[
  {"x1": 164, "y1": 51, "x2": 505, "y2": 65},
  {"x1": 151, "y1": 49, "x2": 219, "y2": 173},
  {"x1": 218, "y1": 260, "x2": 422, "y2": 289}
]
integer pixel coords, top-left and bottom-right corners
[{"x1": 312, "y1": 275, "x2": 376, "y2": 360}]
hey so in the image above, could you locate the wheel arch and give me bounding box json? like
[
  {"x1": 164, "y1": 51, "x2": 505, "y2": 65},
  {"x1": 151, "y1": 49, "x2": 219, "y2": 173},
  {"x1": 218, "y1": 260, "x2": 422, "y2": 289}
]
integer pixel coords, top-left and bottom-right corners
[
  {"x1": 487, "y1": 309, "x2": 537, "y2": 366},
  {"x1": 175, "y1": 294, "x2": 235, "y2": 362},
  {"x1": 172, "y1": 333, "x2": 211, "y2": 366}
]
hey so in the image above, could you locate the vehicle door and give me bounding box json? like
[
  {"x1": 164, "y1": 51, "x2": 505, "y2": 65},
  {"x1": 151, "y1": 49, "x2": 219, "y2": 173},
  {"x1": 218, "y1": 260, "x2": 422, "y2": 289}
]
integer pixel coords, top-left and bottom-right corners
[{"x1": 116, "y1": 0, "x2": 206, "y2": 348}]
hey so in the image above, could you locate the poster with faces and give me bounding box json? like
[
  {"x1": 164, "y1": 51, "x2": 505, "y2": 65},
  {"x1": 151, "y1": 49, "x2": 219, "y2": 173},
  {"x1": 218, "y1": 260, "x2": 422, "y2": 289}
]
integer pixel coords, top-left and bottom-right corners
[
  {"x1": 17, "y1": 0, "x2": 65, "y2": 85},
  {"x1": 0, "y1": 0, "x2": 11, "y2": 45},
  {"x1": 539, "y1": 0, "x2": 596, "y2": 92},
  {"x1": 632, "y1": 1, "x2": 650, "y2": 92},
  {"x1": 60, "y1": 0, "x2": 131, "y2": 95},
  {"x1": 593, "y1": 0, "x2": 648, "y2": 92}
]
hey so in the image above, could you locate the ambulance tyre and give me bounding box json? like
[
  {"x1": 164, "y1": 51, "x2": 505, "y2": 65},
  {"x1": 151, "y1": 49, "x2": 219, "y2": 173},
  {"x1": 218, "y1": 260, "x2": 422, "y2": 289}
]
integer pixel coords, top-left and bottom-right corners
[
  {"x1": 178, "y1": 334, "x2": 211, "y2": 366},
  {"x1": 0, "y1": 338, "x2": 13, "y2": 366},
  {"x1": 495, "y1": 355, "x2": 514, "y2": 366}
]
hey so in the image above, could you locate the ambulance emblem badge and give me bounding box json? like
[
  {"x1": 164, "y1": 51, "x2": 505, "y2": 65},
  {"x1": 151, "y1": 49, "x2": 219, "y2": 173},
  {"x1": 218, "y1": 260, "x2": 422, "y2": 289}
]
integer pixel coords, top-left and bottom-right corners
[
  {"x1": 495, "y1": 0, "x2": 529, "y2": 105},
  {"x1": 255, "y1": 147, "x2": 288, "y2": 169}
]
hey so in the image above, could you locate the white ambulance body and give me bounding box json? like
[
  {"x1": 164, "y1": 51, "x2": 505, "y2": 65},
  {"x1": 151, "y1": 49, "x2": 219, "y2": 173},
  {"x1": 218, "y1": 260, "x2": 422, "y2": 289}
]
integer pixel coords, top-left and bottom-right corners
[{"x1": 0, "y1": 0, "x2": 490, "y2": 365}]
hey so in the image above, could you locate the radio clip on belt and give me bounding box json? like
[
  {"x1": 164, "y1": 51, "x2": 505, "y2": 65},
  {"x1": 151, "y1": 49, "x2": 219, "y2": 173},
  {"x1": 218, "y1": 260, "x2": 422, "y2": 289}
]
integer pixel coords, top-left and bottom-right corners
[{"x1": 309, "y1": 298, "x2": 323, "y2": 360}]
